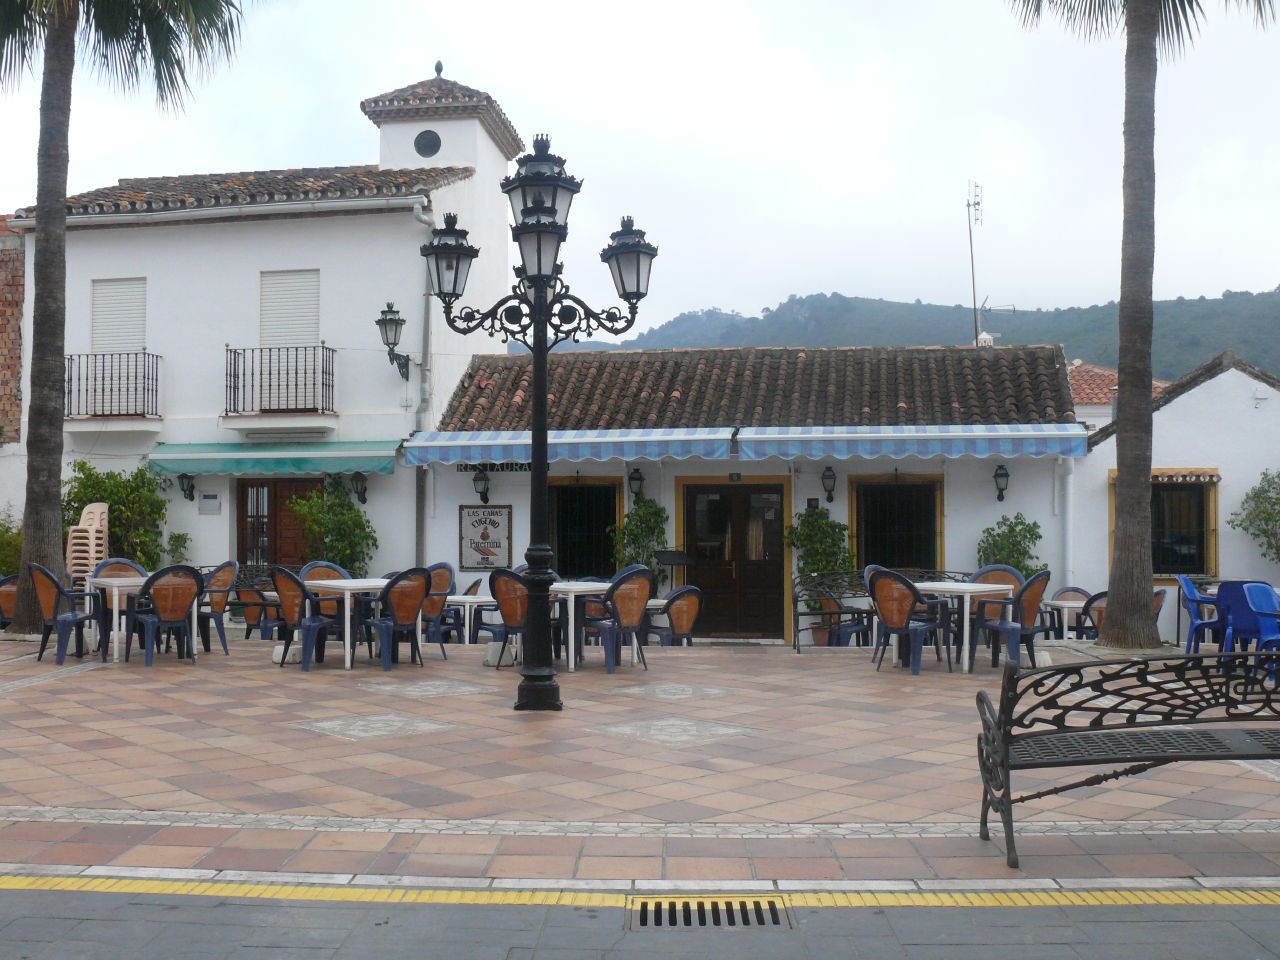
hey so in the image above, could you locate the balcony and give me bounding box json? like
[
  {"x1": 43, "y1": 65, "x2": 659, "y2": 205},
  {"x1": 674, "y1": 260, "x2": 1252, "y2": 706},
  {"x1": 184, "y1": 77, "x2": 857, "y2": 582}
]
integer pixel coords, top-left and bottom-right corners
[
  {"x1": 64, "y1": 352, "x2": 162, "y2": 432},
  {"x1": 223, "y1": 345, "x2": 337, "y2": 437}
]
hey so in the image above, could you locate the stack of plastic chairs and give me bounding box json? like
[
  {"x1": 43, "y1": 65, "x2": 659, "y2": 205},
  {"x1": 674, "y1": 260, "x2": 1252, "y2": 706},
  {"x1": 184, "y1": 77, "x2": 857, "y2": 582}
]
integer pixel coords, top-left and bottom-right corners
[{"x1": 65, "y1": 503, "x2": 109, "y2": 587}]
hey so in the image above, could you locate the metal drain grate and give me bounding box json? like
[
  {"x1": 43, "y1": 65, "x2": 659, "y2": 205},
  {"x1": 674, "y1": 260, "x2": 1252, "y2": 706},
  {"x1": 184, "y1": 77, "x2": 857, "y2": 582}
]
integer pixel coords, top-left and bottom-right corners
[{"x1": 628, "y1": 897, "x2": 792, "y2": 930}]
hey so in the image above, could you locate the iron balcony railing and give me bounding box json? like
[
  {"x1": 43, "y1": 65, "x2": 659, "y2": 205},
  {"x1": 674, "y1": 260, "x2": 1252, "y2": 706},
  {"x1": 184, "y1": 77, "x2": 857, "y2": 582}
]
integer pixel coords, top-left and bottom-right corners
[
  {"x1": 225, "y1": 344, "x2": 336, "y2": 415},
  {"x1": 64, "y1": 351, "x2": 162, "y2": 418}
]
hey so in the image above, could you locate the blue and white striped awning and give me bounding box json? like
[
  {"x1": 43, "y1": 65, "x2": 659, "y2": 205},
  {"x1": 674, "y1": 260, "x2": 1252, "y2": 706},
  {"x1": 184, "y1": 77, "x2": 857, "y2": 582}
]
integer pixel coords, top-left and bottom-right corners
[
  {"x1": 403, "y1": 428, "x2": 732, "y2": 465},
  {"x1": 735, "y1": 424, "x2": 1088, "y2": 460}
]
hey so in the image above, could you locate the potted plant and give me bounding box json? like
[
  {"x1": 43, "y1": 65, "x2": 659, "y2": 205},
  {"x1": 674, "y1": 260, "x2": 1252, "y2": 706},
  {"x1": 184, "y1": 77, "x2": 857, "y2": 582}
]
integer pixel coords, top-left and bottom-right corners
[
  {"x1": 784, "y1": 504, "x2": 853, "y2": 645},
  {"x1": 608, "y1": 495, "x2": 670, "y2": 585}
]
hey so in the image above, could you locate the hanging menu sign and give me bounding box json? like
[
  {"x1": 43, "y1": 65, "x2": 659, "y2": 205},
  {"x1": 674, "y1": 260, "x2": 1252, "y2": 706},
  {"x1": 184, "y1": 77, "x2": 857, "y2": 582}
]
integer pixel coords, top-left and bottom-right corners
[{"x1": 459, "y1": 504, "x2": 513, "y2": 571}]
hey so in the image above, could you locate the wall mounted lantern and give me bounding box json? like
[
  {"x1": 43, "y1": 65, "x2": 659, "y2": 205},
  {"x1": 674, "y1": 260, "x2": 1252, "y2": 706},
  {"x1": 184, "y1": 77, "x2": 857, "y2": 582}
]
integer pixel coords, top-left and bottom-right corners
[
  {"x1": 628, "y1": 467, "x2": 645, "y2": 499},
  {"x1": 820, "y1": 466, "x2": 837, "y2": 503},
  {"x1": 472, "y1": 468, "x2": 491, "y2": 505},
  {"x1": 374, "y1": 302, "x2": 411, "y2": 380},
  {"x1": 993, "y1": 464, "x2": 1010, "y2": 502},
  {"x1": 349, "y1": 472, "x2": 368, "y2": 505},
  {"x1": 177, "y1": 474, "x2": 196, "y2": 501}
]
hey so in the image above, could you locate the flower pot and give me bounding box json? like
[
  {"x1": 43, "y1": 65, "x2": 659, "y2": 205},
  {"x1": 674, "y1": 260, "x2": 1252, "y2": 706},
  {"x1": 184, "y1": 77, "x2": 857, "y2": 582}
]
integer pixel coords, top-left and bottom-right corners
[{"x1": 812, "y1": 624, "x2": 830, "y2": 646}]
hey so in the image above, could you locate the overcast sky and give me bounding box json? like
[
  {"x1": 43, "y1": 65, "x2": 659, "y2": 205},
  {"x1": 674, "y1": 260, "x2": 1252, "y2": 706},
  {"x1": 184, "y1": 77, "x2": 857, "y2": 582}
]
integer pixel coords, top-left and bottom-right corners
[{"x1": 1, "y1": 0, "x2": 1277, "y2": 338}]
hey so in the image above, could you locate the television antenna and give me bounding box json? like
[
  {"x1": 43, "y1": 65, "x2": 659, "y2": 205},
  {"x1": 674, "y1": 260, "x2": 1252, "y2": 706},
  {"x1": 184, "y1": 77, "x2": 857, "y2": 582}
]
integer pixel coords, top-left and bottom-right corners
[{"x1": 966, "y1": 181, "x2": 982, "y2": 347}]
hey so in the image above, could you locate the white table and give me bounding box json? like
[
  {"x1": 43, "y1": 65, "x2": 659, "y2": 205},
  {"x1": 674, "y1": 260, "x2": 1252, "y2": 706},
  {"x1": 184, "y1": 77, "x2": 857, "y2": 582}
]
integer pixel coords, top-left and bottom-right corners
[
  {"x1": 304, "y1": 578, "x2": 388, "y2": 669},
  {"x1": 445, "y1": 593, "x2": 494, "y2": 646},
  {"x1": 913, "y1": 581, "x2": 1014, "y2": 673},
  {"x1": 550, "y1": 580, "x2": 612, "y2": 673},
  {"x1": 1042, "y1": 598, "x2": 1087, "y2": 639},
  {"x1": 84, "y1": 574, "x2": 200, "y2": 663}
]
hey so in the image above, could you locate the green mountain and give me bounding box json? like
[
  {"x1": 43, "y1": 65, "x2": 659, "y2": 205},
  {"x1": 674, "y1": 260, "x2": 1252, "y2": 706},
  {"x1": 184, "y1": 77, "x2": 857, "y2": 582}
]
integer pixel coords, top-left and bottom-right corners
[{"x1": 570, "y1": 289, "x2": 1280, "y2": 380}]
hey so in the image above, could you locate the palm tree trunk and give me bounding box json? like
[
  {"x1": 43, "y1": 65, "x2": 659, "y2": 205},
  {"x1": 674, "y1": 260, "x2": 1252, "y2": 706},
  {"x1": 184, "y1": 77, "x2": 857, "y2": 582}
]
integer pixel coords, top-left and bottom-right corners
[
  {"x1": 1102, "y1": 0, "x2": 1160, "y2": 649},
  {"x1": 11, "y1": 5, "x2": 78, "y2": 634}
]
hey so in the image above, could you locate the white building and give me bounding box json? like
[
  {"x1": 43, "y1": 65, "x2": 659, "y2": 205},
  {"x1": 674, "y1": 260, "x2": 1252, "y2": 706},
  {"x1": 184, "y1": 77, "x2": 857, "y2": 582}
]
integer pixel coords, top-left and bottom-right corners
[{"x1": 2, "y1": 66, "x2": 521, "y2": 572}]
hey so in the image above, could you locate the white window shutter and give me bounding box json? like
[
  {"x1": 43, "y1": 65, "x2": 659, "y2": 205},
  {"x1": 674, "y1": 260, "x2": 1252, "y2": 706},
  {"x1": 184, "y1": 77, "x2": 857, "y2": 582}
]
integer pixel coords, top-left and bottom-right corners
[
  {"x1": 91, "y1": 278, "x2": 146, "y2": 353},
  {"x1": 259, "y1": 270, "x2": 320, "y2": 346}
]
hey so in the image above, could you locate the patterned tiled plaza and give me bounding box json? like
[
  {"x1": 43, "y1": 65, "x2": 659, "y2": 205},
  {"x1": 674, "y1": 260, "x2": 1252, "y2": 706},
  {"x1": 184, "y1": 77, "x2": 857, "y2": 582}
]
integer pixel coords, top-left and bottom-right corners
[{"x1": 0, "y1": 637, "x2": 1278, "y2": 884}]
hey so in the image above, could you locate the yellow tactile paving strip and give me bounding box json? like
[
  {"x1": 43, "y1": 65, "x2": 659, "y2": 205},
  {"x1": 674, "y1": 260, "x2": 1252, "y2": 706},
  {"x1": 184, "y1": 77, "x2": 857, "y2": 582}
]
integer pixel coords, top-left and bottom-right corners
[{"x1": 1, "y1": 874, "x2": 1278, "y2": 909}]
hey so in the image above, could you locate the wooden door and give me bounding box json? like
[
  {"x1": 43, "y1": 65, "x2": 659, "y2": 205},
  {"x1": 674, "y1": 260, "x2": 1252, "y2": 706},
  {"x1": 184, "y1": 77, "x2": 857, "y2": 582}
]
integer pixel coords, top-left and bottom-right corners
[
  {"x1": 684, "y1": 484, "x2": 784, "y2": 636},
  {"x1": 236, "y1": 478, "x2": 320, "y2": 569}
]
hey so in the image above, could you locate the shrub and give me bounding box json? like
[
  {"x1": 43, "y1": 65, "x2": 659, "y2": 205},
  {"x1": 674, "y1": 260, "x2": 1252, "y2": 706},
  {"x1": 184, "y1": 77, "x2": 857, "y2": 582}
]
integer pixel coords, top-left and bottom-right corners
[
  {"x1": 784, "y1": 504, "x2": 853, "y2": 577},
  {"x1": 609, "y1": 495, "x2": 670, "y2": 585},
  {"x1": 164, "y1": 532, "x2": 191, "y2": 565},
  {"x1": 289, "y1": 476, "x2": 379, "y2": 577},
  {"x1": 0, "y1": 505, "x2": 21, "y2": 577},
  {"x1": 62, "y1": 461, "x2": 169, "y2": 569},
  {"x1": 976, "y1": 513, "x2": 1047, "y2": 578},
  {"x1": 1228, "y1": 469, "x2": 1280, "y2": 564}
]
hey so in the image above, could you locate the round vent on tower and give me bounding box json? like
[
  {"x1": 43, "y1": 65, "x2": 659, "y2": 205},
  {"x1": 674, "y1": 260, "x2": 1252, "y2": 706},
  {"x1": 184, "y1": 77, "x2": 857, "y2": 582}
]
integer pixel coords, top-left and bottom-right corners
[{"x1": 414, "y1": 129, "x2": 442, "y2": 158}]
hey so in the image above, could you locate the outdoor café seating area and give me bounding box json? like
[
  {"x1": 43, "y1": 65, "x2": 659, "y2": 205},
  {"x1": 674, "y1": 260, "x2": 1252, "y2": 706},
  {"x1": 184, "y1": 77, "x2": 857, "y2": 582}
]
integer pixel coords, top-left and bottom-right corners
[
  {"x1": 2, "y1": 557, "x2": 705, "y2": 676},
  {"x1": 793, "y1": 564, "x2": 1280, "y2": 676}
]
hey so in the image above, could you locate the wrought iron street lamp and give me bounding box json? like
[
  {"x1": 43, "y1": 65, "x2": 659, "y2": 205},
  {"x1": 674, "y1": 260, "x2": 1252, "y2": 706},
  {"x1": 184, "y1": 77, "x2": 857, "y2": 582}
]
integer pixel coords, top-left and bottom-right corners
[
  {"x1": 472, "y1": 468, "x2": 491, "y2": 505},
  {"x1": 422, "y1": 134, "x2": 657, "y2": 712},
  {"x1": 993, "y1": 464, "x2": 1010, "y2": 502},
  {"x1": 374, "y1": 302, "x2": 411, "y2": 380}
]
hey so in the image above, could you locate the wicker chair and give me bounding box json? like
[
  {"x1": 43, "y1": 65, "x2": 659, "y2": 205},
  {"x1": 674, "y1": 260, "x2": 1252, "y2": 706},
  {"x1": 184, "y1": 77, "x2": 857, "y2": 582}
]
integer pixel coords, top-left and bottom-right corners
[
  {"x1": 483, "y1": 568, "x2": 529, "y2": 669},
  {"x1": 976, "y1": 570, "x2": 1053, "y2": 668},
  {"x1": 0, "y1": 575, "x2": 16, "y2": 631},
  {"x1": 419, "y1": 562, "x2": 455, "y2": 660},
  {"x1": 236, "y1": 583, "x2": 280, "y2": 641},
  {"x1": 645, "y1": 585, "x2": 703, "y2": 647},
  {"x1": 299, "y1": 561, "x2": 373, "y2": 660},
  {"x1": 869, "y1": 568, "x2": 954, "y2": 675},
  {"x1": 272, "y1": 567, "x2": 336, "y2": 672},
  {"x1": 595, "y1": 567, "x2": 654, "y2": 674}
]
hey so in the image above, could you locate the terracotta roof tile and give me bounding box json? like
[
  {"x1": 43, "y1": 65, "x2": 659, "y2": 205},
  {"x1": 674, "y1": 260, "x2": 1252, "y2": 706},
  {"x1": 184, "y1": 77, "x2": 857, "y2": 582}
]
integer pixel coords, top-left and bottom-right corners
[
  {"x1": 360, "y1": 66, "x2": 524, "y2": 161},
  {"x1": 439, "y1": 345, "x2": 1076, "y2": 432},
  {"x1": 18, "y1": 165, "x2": 473, "y2": 219},
  {"x1": 1068, "y1": 360, "x2": 1168, "y2": 405}
]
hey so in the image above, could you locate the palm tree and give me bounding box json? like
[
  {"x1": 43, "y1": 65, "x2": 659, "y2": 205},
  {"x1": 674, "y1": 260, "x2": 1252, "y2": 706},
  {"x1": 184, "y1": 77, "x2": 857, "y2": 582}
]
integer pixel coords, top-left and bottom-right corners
[
  {"x1": 0, "y1": 1, "x2": 241, "y2": 632},
  {"x1": 1011, "y1": 0, "x2": 1273, "y2": 648}
]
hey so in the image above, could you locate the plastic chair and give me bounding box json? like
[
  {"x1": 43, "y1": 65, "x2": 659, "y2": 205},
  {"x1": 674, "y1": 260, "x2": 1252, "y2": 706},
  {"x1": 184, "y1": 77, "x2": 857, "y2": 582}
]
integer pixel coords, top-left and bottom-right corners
[
  {"x1": 1242, "y1": 583, "x2": 1280, "y2": 652},
  {"x1": 418, "y1": 562, "x2": 455, "y2": 660},
  {"x1": 482, "y1": 568, "x2": 529, "y2": 669},
  {"x1": 1176, "y1": 575, "x2": 1224, "y2": 653},
  {"x1": 976, "y1": 570, "x2": 1053, "y2": 669},
  {"x1": 816, "y1": 586, "x2": 873, "y2": 647},
  {"x1": 0, "y1": 575, "x2": 16, "y2": 630},
  {"x1": 595, "y1": 566, "x2": 654, "y2": 674},
  {"x1": 299, "y1": 561, "x2": 373, "y2": 659},
  {"x1": 237, "y1": 583, "x2": 280, "y2": 641},
  {"x1": 1080, "y1": 589, "x2": 1166, "y2": 641},
  {"x1": 197, "y1": 560, "x2": 238, "y2": 655},
  {"x1": 1216, "y1": 581, "x2": 1280, "y2": 653},
  {"x1": 65, "y1": 503, "x2": 109, "y2": 586},
  {"x1": 645, "y1": 585, "x2": 703, "y2": 647},
  {"x1": 1047, "y1": 585, "x2": 1091, "y2": 640},
  {"x1": 272, "y1": 567, "x2": 336, "y2": 672},
  {"x1": 366, "y1": 569, "x2": 430, "y2": 671},
  {"x1": 29, "y1": 563, "x2": 98, "y2": 663},
  {"x1": 869, "y1": 568, "x2": 953, "y2": 675},
  {"x1": 124, "y1": 565, "x2": 202, "y2": 666}
]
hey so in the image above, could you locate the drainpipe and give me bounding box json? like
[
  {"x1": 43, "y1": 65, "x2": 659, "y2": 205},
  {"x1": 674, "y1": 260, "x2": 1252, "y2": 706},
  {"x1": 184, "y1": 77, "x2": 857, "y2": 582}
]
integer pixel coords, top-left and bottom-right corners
[
  {"x1": 412, "y1": 198, "x2": 435, "y2": 566},
  {"x1": 1059, "y1": 455, "x2": 1075, "y2": 584}
]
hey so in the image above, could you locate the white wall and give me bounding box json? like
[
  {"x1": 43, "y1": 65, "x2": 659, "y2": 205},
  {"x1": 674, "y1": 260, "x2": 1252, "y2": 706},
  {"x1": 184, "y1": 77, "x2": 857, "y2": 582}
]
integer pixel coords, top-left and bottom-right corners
[{"x1": 1072, "y1": 366, "x2": 1280, "y2": 642}]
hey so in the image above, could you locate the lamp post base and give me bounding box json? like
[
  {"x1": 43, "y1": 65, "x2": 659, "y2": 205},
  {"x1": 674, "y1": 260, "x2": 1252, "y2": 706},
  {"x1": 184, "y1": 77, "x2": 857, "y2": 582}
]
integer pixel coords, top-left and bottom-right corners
[{"x1": 514, "y1": 677, "x2": 563, "y2": 711}]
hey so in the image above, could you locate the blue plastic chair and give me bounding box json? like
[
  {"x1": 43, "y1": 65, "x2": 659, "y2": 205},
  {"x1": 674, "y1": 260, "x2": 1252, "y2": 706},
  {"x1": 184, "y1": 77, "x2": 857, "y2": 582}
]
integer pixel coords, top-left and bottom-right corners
[
  {"x1": 1241, "y1": 582, "x2": 1280, "y2": 652},
  {"x1": 272, "y1": 567, "x2": 336, "y2": 672},
  {"x1": 197, "y1": 560, "x2": 238, "y2": 656},
  {"x1": 124, "y1": 565, "x2": 203, "y2": 666},
  {"x1": 976, "y1": 570, "x2": 1053, "y2": 669},
  {"x1": 645, "y1": 586, "x2": 704, "y2": 647},
  {"x1": 595, "y1": 567, "x2": 654, "y2": 674},
  {"x1": 869, "y1": 568, "x2": 954, "y2": 675},
  {"x1": 481, "y1": 568, "x2": 528, "y2": 668},
  {"x1": 1216, "y1": 581, "x2": 1276, "y2": 653},
  {"x1": 29, "y1": 563, "x2": 98, "y2": 664},
  {"x1": 366, "y1": 569, "x2": 429, "y2": 671},
  {"x1": 1175, "y1": 575, "x2": 1224, "y2": 653},
  {"x1": 90, "y1": 558, "x2": 147, "y2": 657}
]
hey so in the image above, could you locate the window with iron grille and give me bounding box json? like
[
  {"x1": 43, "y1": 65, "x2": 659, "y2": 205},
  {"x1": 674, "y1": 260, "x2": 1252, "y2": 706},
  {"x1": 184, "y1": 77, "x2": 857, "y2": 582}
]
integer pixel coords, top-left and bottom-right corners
[{"x1": 1151, "y1": 483, "x2": 1210, "y2": 576}]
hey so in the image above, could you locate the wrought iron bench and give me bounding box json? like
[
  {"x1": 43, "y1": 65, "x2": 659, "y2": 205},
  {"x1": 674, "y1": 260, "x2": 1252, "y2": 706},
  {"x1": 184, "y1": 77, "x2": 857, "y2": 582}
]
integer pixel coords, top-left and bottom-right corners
[{"x1": 977, "y1": 652, "x2": 1280, "y2": 867}]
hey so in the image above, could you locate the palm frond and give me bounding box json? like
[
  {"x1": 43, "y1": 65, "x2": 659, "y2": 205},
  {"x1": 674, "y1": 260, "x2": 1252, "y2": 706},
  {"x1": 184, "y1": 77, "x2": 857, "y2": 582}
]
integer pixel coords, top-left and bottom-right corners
[
  {"x1": 1007, "y1": 0, "x2": 1125, "y2": 39},
  {"x1": 81, "y1": 0, "x2": 242, "y2": 108},
  {"x1": 0, "y1": 0, "x2": 45, "y2": 87}
]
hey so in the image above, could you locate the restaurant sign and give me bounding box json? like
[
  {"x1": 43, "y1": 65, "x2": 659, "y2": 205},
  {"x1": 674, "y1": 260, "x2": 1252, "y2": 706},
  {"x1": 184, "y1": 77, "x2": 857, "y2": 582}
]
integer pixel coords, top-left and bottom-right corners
[{"x1": 459, "y1": 504, "x2": 513, "y2": 570}]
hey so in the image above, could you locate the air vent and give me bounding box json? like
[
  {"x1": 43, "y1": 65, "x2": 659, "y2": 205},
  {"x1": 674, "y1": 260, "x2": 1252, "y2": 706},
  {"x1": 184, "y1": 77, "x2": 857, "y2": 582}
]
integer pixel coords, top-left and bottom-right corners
[{"x1": 628, "y1": 897, "x2": 792, "y2": 930}]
